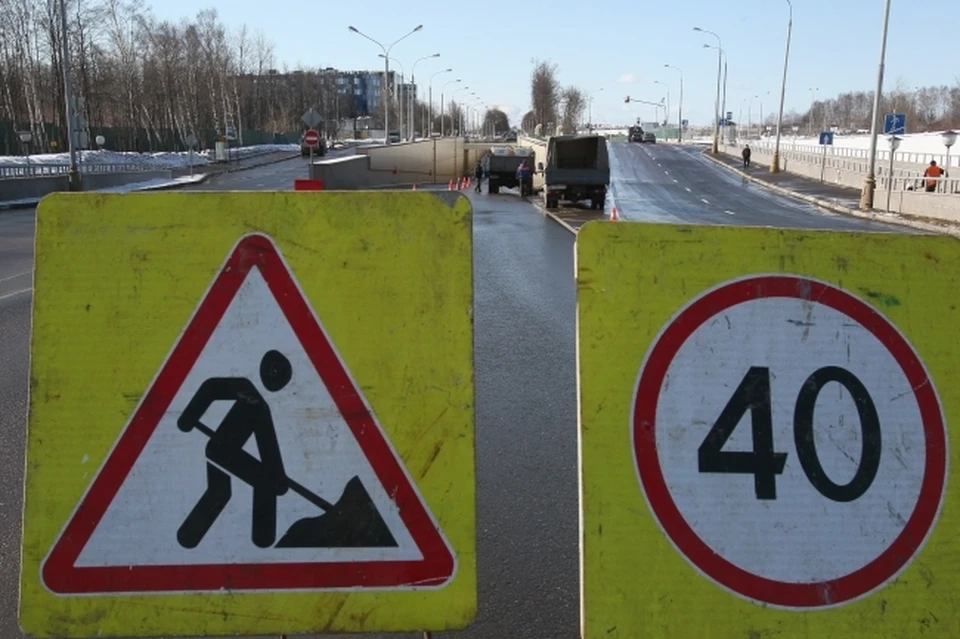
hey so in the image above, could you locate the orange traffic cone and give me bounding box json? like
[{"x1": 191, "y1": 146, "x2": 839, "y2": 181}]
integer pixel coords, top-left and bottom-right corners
[
  {"x1": 610, "y1": 206, "x2": 620, "y2": 222},
  {"x1": 448, "y1": 180, "x2": 454, "y2": 190},
  {"x1": 412, "y1": 183, "x2": 417, "y2": 190}
]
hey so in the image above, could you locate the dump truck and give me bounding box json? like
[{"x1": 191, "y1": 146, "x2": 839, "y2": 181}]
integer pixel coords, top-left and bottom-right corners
[
  {"x1": 628, "y1": 125, "x2": 644, "y2": 142},
  {"x1": 540, "y1": 134, "x2": 610, "y2": 210},
  {"x1": 482, "y1": 146, "x2": 535, "y2": 194}
]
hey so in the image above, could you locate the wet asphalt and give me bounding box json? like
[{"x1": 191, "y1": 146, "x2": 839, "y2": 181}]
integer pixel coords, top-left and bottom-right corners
[{"x1": 0, "y1": 145, "x2": 930, "y2": 638}]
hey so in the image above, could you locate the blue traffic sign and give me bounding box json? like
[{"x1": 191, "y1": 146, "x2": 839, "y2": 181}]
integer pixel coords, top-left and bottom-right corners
[
  {"x1": 884, "y1": 113, "x2": 906, "y2": 135},
  {"x1": 681, "y1": 119, "x2": 689, "y2": 127},
  {"x1": 819, "y1": 131, "x2": 834, "y2": 146}
]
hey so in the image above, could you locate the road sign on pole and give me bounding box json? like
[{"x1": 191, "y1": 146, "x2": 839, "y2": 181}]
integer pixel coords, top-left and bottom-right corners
[
  {"x1": 301, "y1": 107, "x2": 322, "y2": 130},
  {"x1": 303, "y1": 129, "x2": 320, "y2": 148},
  {"x1": 576, "y1": 222, "x2": 958, "y2": 638},
  {"x1": 884, "y1": 112, "x2": 906, "y2": 135},
  {"x1": 20, "y1": 191, "x2": 477, "y2": 637},
  {"x1": 819, "y1": 131, "x2": 834, "y2": 145}
]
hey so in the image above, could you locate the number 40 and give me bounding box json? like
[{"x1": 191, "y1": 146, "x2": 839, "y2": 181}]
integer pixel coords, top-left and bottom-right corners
[{"x1": 697, "y1": 366, "x2": 882, "y2": 502}]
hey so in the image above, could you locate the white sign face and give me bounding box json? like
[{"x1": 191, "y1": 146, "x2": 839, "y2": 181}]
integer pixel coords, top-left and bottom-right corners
[
  {"x1": 632, "y1": 275, "x2": 947, "y2": 610},
  {"x1": 75, "y1": 266, "x2": 421, "y2": 567}
]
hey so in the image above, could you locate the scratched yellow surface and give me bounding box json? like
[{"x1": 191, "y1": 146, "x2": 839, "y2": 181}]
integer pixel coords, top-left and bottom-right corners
[
  {"x1": 20, "y1": 191, "x2": 476, "y2": 637},
  {"x1": 576, "y1": 221, "x2": 960, "y2": 639}
]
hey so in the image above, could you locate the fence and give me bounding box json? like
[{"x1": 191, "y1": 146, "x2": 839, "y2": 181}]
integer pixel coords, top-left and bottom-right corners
[
  {"x1": 0, "y1": 162, "x2": 159, "y2": 180},
  {"x1": 741, "y1": 137, "x2": 959, "y2": 171}
]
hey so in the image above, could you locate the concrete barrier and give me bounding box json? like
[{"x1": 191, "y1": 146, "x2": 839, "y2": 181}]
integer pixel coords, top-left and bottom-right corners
[
  {"x1": 0, "y1": 170, "x2": 173, "y2": 202},
  {"x1": 352, "y1": 138, "x2": 501, "y2": 184}
]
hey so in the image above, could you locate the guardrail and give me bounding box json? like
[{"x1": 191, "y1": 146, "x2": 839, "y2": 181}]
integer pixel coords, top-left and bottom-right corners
[
  {"x1": 740, "y1": 139, "x2": 959, "y2": 171},
  {"x1": 0, "y1": 163, "x2": 160, "y2": 180}
]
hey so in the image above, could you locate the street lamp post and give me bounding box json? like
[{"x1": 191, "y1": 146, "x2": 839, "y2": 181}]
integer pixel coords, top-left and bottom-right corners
[
  {"x1": 348, "y1": 24, "x2": 423, "y2": 145},
  {"x1": 771, "y1": 0, "x2": 793, "y2": 173},
  {"x1": 859, "y1": 0, "x2": 893, "y2": 211},
  {"x1": 59, "y1": 0, "x2": 80, "y2": 190},
  {"x1": 654, "y1": 80, "x2": 670, "y2": 132},
  {"x1": 440, "y1": 79, "x2": 461, "y2": 137},
  {"x1": 587, "y1": 88, "x2": 604, "y2": 132},
  {"x1": 695, "y1": 27, "x2": 723, "y2": 154},
  {"x1": 943, "y1": 130, "x2": 957, "y2": 179},
  {"x1": 451, "y1": 86, "x2": 469, "y2": 135},
  {"x1": 664, "y1": 64, "x2": 684, "y2": 142},
  {"x1": 379, "y1": 55, "x2": 405, "y2": 141},
  {"x1": 886, "y1": 135, "x2": 901, "y2": 212},
  {"x1": 429, "y1": 68, "x2": 453, "y2": 137},
  {"x1": 18, "y1": 130, "x2": 32, "y2": 173},
  {"x1": 411, "y1": 53, "x2": 440, "y2": 139}
]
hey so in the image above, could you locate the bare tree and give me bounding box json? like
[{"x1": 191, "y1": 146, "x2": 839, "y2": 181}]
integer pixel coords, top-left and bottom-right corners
[
  {"x1": 530, "y1": 58, "x2": 559, "y2": 133},
  {"x1": 560, "y1": 86, "x2": 585, "y2": 134},
  {"x1": 482, "y1": 108, "x2": 510, "y2": 135}
]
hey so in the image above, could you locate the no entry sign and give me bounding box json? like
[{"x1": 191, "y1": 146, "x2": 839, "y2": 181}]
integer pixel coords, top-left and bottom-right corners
[
  {"x1": 633, "y1": 274, "x2": 947, "y2": 608},
  {"x1": 576, "y1": 222, "x2": 959, "y2": 639},
  {"x1": 303, "y1": 129, "x2": 320, "y2": 147}
]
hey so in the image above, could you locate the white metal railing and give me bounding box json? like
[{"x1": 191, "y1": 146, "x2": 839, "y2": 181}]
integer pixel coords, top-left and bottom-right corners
[
  {"x1": 740, "y1": 138, "x2": 959, "y2": 170},
  {"x1": 0, "y1": 163, "x2": 158, "y2": 179},
  {"x1": 881, "y1": 175, "x2": 960, "y2": 195}
]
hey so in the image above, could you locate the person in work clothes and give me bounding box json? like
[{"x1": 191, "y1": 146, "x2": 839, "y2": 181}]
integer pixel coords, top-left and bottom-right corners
[
  {"x1": 516, "y1": 160, "x2": 533, "y2": 197},
  {"x1": 924, "y1": 160, "x2": 944, "y2": 193},
  {"x1": 474, "y1": 161, "x2": 483, "y2": 193},
  {"x1": 742, "y1": 145, "x2": 752, "y2": 169}
]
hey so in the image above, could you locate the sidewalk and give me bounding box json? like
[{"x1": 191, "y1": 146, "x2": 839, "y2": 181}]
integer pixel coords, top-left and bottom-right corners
[{"x1": 705, "y1": 151, "x2": 862, "y2": 212}]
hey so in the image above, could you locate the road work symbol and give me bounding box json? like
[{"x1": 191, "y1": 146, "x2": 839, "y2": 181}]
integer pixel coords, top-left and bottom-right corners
[
  {"x1": 177, "y1": 348, "x2": 396, "y2": 550},
  {"x1": 41, "y1": 232, "x2": 455, "y2": 594}
]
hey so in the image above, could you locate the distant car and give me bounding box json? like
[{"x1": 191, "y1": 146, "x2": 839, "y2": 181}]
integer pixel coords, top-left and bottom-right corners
[
  {"x1": 387, "y1": 131, "x2": 401, "y2": 143},
  {"x1": 643, "y1": 132, "x2": 657, "y2": 144}
]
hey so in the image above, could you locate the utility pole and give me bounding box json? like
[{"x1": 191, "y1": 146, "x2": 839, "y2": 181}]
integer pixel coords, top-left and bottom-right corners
[
  {"x1": 860, "y1": 0, "x2": 893, "y2": 211},
  {"x1": 60, "y1": 0, "x2": 80, "y2": 191}
]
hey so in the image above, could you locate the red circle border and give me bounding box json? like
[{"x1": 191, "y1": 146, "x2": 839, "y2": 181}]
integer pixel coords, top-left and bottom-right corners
[{"x1": 632, "y1": 275, "x2": 948, "y2": 609}]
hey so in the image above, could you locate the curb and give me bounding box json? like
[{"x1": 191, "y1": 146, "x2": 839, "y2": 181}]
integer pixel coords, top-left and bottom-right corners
[
  {"x1": 187, "y1": 152, "x2": 301, "y2": 178},
  {"x1": 529, "y1": 197, "x2": 581, "y2": 235}
]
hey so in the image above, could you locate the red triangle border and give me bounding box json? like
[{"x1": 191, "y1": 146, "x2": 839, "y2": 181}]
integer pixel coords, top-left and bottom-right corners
[{"x1": 41, "y1": 233, "x2": 455, "y2": 594}]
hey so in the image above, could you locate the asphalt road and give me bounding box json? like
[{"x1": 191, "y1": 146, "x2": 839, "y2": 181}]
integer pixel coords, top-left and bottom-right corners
[
  {"x1": 0, "y1": 145, "x2": 927, "y2": 638},
  {"x1": 607, "y1": 141, "x2": 909, "y2": 231}
]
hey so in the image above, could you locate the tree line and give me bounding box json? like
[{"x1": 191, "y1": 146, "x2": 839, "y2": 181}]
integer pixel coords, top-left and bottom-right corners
[
  {"x1": 523, "y1": 59, "x2": 587, "y2": 136},
  {"x1": 0, "y1": 0, "x2": 512, "y2": 156}
]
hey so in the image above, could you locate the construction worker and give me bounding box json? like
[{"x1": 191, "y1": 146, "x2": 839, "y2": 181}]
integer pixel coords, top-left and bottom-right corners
[
  {"x1": 924, "y1": 160, "x2": 944, "y2": 192},
  {"x1": 516, "y1": 160, "x2": 533, "y2": 197}
]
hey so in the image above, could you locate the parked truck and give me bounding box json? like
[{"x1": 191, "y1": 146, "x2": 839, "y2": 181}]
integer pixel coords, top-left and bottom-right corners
[
  {"x1": 482, "y1": 146, "x2": 535, "y2": 194},
  {"x1": 540, "y1": 134, "x2": 610, "y2": 210}
]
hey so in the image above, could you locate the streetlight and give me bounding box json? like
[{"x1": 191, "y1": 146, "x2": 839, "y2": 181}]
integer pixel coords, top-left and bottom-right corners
[
  {"x1": 379, "y1": 55, "x2": 405, "y2": 141},
  {"x1": 886, "y1": 135, "x2": 901, "y2": 212},
  {"x1": 771, "y1": 0, "x2": 792, "y2": 173},
  {"x1": 654, "y1": 80, "x2": 670, "y2": 130},
  {"x1": 859, "y1": 0, "x2": 893, "y2": 211},
  {"x1": 348, "y1": 24, "x2": 423, "y2": 145},
  {"x1": 808, "y1": 87, "x2": 820, "y2": 136},
  {"x1": 451, "y1": 86, "x2": 470, "y2": 135},
  {"x1": 59, "y1": 0, "x2": 80, "y2": 190},
  {"x1": 411, "y1": 53, "x2": 440, "y2": 139},
  {"x1": 695, "y1": 26, "x2": 723, "y2": 153},
  {"x1": 943, "y1": 130, "x2": 957, "y2": 181},
  {"x1": 440, "y1": 78, "x2": 461, "y2": 137},
  {"x1": 429, "y1": 68, "x2": 453, "y2": 137},
  {"x1": 703, "y1": 44, "x2": 728, "y2": 147},
  {"x1": 664, "y1": 64, "x2": 684, "y2": 142}
]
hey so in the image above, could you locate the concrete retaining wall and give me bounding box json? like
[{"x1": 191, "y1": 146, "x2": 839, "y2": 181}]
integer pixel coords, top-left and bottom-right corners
[
  {"x1": 0, "y1": 170, "x2": 174, "y2": 201},
  {"x1": 352, "y1": 138, "x2": 500, "y2": 184}
]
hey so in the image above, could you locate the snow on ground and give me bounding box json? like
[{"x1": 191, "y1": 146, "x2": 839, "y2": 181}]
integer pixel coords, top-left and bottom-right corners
[
  {"x1": 739, "y1": 130, "x2": 957, "y2": 156},
  {"x1": 0, "y1": 143, "x2": 299, "y2": 170},
  {"x1": 0, "y1": 173, "x2": 207, "y2": 208}
]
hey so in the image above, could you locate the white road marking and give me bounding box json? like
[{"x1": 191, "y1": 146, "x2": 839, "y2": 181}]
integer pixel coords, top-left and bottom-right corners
[
  {"x1": 685, "y1": 187, "x2": 692, "y2": 193},
  {"x1": 725, "y1": 210, "x2": 736, "y2": 215},
  {"x1": 701, "y1": 198, "x2": 710, "y2": 204},
  {"x1": 672, "y1": 179, "x2": 679, "y2": 183},
  {"x1": 0, "y1": 270, "x2": 32, "y2": 284},
  {"x1": 0, "y1": 288, "x2": 31, "y2": 301}
]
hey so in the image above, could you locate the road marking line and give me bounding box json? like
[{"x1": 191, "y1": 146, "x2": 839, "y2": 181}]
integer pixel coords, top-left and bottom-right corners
[
  {"x1": 0, "y1": 287, "x2": 31, "y2": 301},
  {"x1": 701, "y1": 198, "x2": 710, "y2": 204},
  {"x1": 685, "y1": 187, "x2": 692, "y2": 193},
  {"x1": 672, "y1": 179, "x2": 679, "y2": 183},
  {"x1": 725, "y1": 210, "x2": 736, "y2": 215},
  {"x1": 0, "y1": 270, "x2": 32, "y2": 284}
]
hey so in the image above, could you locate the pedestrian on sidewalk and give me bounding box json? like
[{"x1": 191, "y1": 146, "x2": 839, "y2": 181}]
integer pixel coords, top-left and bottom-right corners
[
  {"x1": 924, "y1": 160, "x2": 944, "y2": 193},
  {"x1": 474, "y1": 161, "x2": 483, "y2": 193},
  {"x1": 742, "y1": 145, "x2": 752, "y2": 169}
]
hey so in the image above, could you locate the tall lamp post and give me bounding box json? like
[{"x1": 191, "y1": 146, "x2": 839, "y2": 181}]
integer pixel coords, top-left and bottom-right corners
[
  {"x1": 440, "y1": 78, "x2": 461, "y2": 137},
  {"x1": 429, "y1": 69, "x2": 453, "y2": 136},
  {"x1": 348, "y1": 24, "x2": 422, "y2": 145},
  {"x1": 702, "y1": 43, "x2": 727, "y2": 148},
  {"x1": 694, "y1": 26, "x2": 723, "y2": 154},
  {"x1": 771, "y1": 0, "x2": 792, "y2": 173},
  {"x1": 942, "y1": 130, "x2": 957, "y2": 178},
  {"x1": 451, "y1": 86, "x2": 470, "y2": 135},
  {"x1": 378, "y1": 55, "x2": 405, "y2": 141},
  {"x1": 859, "y1": 0, "x2": 893, "y2": 211},
  {"x1": 59, "y1": 0, "x2": 80, "y2": 190},
  {"x1": 654, "y1": 80, "x2": 670, "y2": 131},
  {"x1": 411, "y1": 53, "x2": 440, "y2": 139},
  {"x1": 664, "y1": 64, "x2": 683, "y2": 142}
]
